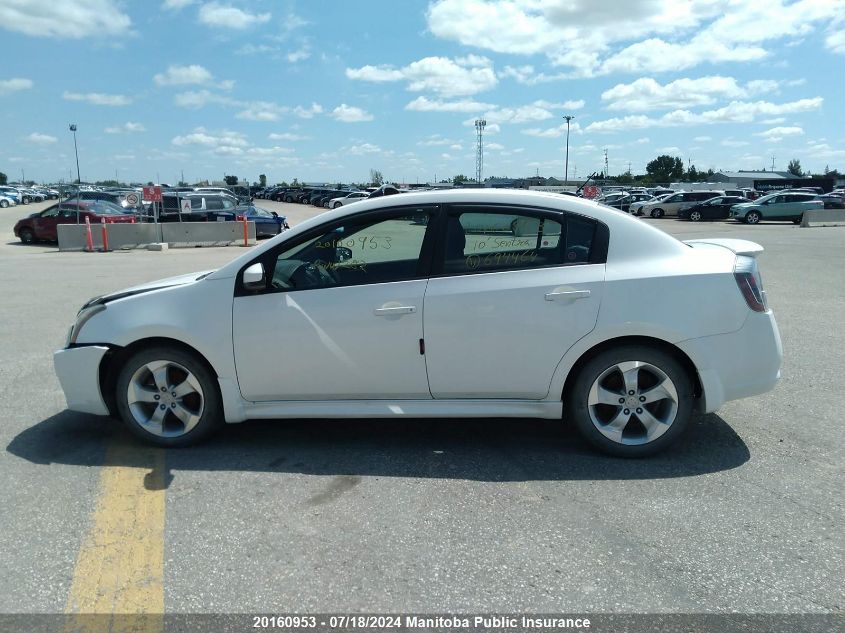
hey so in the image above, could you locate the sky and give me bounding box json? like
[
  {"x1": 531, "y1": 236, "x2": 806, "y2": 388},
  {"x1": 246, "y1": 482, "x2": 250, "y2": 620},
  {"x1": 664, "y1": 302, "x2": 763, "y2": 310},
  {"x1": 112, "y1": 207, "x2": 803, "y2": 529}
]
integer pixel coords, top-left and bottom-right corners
[{"x1": 1, "y1": 0, "x2": 844, "y2": 185}]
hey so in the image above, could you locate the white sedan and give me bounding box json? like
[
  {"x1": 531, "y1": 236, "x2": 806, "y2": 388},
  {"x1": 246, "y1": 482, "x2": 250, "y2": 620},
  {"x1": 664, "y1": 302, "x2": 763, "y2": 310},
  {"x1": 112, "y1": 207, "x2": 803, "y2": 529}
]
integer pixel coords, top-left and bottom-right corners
[
  {"x1": 328, "y1": 191, "x2": 369, "y2": 209},
  {"x1": 54, "y1": 189, "x2": 782, "y2": 456}
]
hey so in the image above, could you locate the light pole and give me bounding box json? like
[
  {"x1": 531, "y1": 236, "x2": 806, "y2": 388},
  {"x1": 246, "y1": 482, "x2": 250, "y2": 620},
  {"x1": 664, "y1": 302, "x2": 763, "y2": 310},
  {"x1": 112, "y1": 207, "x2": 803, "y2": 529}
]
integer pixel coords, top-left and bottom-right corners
[
  {"x1": 563, "y1": 115, "x2": 574, "y2": 185},
  {"x1": 69, "y1": 124, "x2": 81, "y2": 184}
]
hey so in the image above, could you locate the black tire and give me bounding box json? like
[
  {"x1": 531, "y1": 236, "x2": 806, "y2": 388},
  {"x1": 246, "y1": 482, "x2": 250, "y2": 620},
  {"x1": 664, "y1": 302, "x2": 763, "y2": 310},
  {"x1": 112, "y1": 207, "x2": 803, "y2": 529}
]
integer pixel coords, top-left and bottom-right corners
[
  {"x1": 689, "y1": 210, "x2": 702, "y2": 222},
  {"x1": 115, "y1": 346, "x2": 222, "y2": 447},
  {"x1": 0, "y1": 199, "x2": 8, "y2": 208},
  {"x1": 651, "y1": 208, "x2": 664, "y2": 218},
  {"x1": 565, "y1": 345, "x2": 694, "y2": 457},
  {"x1": 745, "y1": 211, "x2": 761, "y2": 224},
  {"x1": 792, "y1": 214, "x2": 803, "y2": 225},
  {"x1": 21, "y1": 196, "x2": 30, "y2": 205},
  {"x1": 19, "y1": 228, "x2": 35, "y2": 244}
]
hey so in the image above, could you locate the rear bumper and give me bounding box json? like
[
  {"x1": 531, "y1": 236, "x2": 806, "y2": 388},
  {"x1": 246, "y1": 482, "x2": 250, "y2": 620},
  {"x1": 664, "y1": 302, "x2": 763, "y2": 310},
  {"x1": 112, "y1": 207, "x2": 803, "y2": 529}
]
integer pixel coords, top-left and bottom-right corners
[
  {"x1": 53, "y1": 345, "x2": 110, "y2": 416},
  {"x1": 678, "y1": 311, "x2": 782, "y2": 413}
]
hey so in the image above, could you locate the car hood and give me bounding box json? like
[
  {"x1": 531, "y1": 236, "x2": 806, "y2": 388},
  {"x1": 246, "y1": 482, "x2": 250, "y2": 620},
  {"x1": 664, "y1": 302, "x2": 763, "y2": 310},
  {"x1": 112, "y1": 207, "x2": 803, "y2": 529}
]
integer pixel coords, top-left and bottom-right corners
[
  {"x1": 732, "y1": 202, "x2": 754, "y2": 209},
  {"x1": 81, "y1": 270, "x2": 216, "y2": 310}
]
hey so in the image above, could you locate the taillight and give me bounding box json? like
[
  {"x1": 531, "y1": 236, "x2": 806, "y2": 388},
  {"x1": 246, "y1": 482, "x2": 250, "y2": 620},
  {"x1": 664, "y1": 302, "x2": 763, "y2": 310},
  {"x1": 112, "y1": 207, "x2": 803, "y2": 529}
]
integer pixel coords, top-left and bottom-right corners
[{"x1": 734, "y1": 255, "x2": 767, "y2": 312}]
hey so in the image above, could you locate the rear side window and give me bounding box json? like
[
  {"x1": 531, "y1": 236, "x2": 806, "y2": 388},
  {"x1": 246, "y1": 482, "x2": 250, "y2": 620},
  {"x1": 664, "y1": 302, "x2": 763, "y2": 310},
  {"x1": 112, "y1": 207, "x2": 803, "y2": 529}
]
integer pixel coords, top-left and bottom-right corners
[{"x1": 441, "y1": 206, "x2": 601, "y2": 275}]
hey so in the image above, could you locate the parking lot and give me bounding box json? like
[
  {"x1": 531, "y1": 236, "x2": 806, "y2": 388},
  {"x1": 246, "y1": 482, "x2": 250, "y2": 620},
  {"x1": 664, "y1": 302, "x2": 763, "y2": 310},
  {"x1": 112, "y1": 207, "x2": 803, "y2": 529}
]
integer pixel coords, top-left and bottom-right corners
[{"x1": 0, "y1": 199, "x2": 842, "y2": 617}]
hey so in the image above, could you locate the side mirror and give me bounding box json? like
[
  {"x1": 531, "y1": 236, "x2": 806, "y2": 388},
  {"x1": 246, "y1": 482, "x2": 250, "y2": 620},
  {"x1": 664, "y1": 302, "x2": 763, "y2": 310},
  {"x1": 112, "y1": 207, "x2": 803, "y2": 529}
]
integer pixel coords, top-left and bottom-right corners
[
  {"x1": 271, "y1": 211, "x2": 279, "y2": 218},
  {"x1": 336, "y1": 246, "x2": 353, "y2": 262},
  {"x1": 242, "y1": 262, "x2": 265, "y2": 291}
]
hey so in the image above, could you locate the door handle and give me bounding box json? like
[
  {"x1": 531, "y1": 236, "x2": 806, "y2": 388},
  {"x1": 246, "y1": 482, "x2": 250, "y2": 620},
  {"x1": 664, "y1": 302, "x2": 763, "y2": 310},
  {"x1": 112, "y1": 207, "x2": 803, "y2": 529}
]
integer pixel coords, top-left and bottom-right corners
[
  {"x1": 545, "y1": 289, "x2": 591, "y2": 302},
  {"x1": 374, "y1": 306, "x2": 417, "y2": 316}
]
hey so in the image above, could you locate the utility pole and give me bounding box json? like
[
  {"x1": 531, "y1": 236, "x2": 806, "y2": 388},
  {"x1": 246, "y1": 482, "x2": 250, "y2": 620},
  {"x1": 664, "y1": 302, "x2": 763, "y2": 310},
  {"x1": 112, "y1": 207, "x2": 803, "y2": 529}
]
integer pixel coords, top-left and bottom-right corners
[
  {"x1": 603, "y1": 148, "x2": 609, "y2": 179},
  {"x1": 69, "y1": 124, "x2": 81, "y2": 184},
  {"x1": 562, "y1": 114, "x2": 575, "y2": 185},
  {"x1": 771, "y1": 155, "x2": 776, "y2": 171},
  {"x1": 474, "y1": 119, "x2": 487, "y2": 184}
]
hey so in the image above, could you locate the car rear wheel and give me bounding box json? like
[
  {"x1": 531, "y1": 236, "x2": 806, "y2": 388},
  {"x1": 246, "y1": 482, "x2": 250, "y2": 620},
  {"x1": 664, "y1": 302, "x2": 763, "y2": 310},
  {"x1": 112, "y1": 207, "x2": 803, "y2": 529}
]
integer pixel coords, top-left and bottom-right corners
[
  {"x1": 19, "y1": 228, "x2": 35, "y2": 243},
  {"x1": 0, "y1": 199, "x2": 8, "y2": 208},
  {"x1": 115, "y1": 346, "x2": 222, "y2": 447},
  {"x1": 21, "y1": 196, "x2": 30, "y2": 205},
  {"x1": 689, "y1": 210, "x2": 702, "y2": 222},
  {"x1": 566, "y1": 345, "x2": 694, "y2": 457},
  {"x1": 745, "y1": 211, "x2": 761, "y2": 224},
  {"x1": 792, "y1": 214, "x2": 803, "y2": 225},
  {"x1": 650, "y1": 208, "x2": 664, "y2": 218}
]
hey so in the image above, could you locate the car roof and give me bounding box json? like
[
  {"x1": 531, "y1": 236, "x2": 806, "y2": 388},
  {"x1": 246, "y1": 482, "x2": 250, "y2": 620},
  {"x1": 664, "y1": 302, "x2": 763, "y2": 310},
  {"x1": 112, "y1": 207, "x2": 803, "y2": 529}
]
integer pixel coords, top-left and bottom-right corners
[{"x1": 208, "y1": 188, "x2": 689, "y2": 281}]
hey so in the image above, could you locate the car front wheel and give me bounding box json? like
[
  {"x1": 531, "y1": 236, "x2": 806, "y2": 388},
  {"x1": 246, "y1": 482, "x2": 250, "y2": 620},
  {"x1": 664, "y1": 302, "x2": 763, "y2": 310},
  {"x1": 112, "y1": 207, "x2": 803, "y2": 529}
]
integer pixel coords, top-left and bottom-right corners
[
  {"x1": 745, "y1": 211, "x2": 761, "y2": 224},
  {"x1": 0, "y1": 199, "x2": 8, "y2": 208},
  {"x1": 566, "y1": 345, "x2": 694, "y2": 457},
  {"x1": 19, "y1": 227, "x2": 35, "y2": 243},
  {"x1": 689, "y1": 210, "x2": 702, "y2": 222},
  {"x1": 115, "y1": 346, "x2": 222, "y2": 447}
]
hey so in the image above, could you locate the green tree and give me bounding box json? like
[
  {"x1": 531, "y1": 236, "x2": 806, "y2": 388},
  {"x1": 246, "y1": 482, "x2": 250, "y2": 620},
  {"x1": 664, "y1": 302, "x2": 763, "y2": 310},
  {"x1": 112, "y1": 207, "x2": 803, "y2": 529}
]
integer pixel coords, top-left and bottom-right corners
[
  {"x1": 646, "y1": 155, "x2": 684, "y2": 183},
  {"x1": 291, "y1": 178, "x2": 299, "y2": 187},
  {"x1": 787, "y1": 159, "x2": 802, "y2": 177},
  {"x1": 452, "y1": 174, "x2": 469, "y2": 184},
  {"x1": 0, "y1": 171, "x2": 8, "y2": 185},
  {"x1": 369, "y1": 169, "x2": 384, "y2": 186},
  {"x1": 259, "y1": 174, "x2": 267, "y2": 187},
  {"x1": 685, "y1": 164, "x2": 700, "y2": 182},
  {"x1": 224, "y1": 175, "x2": 239, "y2": 186},
  {"x1": 616, "y1": 171, "x2": 634, "y2": 184}
]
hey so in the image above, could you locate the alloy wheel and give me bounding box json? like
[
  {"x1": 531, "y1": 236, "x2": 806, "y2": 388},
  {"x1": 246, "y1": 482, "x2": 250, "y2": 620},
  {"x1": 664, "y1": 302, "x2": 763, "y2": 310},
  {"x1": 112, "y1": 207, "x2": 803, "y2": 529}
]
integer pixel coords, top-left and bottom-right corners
[
  {"x1": 587, "y1": 360, "x2": 679, "y2": 445},
  {"x1": 689, "y1": 211, "x2": 701, "y2": 221},
  {"x1": 126, "y1": 360, "x2": 205, "y2": 438}
]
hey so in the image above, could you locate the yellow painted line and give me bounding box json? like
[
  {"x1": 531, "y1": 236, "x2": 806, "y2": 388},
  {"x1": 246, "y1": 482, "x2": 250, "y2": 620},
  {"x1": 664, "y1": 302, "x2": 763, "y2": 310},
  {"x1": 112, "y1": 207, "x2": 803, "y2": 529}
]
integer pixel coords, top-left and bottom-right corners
[{"x1": 64, "y1": 442, "x2": 166, "y2": 633}]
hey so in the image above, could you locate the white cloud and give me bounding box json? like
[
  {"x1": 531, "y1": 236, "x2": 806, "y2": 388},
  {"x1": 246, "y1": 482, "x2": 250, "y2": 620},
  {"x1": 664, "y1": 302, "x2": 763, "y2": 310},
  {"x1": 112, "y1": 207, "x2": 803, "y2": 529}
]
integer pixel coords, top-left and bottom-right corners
[
  {"x1": 330, "y1": 104, "x2": 373, "y2": 123},
  {"x1": 601, "y1": 76, "x2": 779, "y2": 112},
  {"x1": 406, "y1": 96, "x2": 494, "y2": 112},
  {"x1": 586, "y1": 97, "x2": 823, "y2": 132},
  {"x1": 62, "y1": 91, "x2": 131, "y2": 106},
  {"x1": 105, "y1": 122, "x2": 146, "y2": 133},
  {"x1": 345, "y1": 143, "x2": 382, "y2": 155},
  {"x1": 198, "y1": 3, "x2": 271, "y2": 29},
  {"x1": 287, "y1": 47, "x2": 310, "y2": 63},
  {"x1": 293, "y1": 103, "x2": 323, "y2": 118},
  {"x1": 173, "y1": 90, "x2": 232, "y2": 108},
  {"x1": 522, "y1": 121, "x2": 582, "y2": 138},
  {"x1": 154, "y1": 64, "x2": 213, "y2": 86},
  {"x1": 236, "y1": 101, "x2": 285, "y2": 121},
  {"x1": 417, "y1": 135, "x2": 458, "y2": 146},
  {"x1": 0, "y1": 78, "x2": 33, "y2": 95},
  {"x1": 26, "y1": 132, "x2": 57, "y2": 145},
  {"x1": 172, "y1": 127, "x2": 248, "y2": 147},
  {"x1": 0, "y1": 0, "x2": 131, "y2": 38},
  {"x1": 268, "y1": 132, "x2": 309, "y2": 141},
  {"x1": 347, "y1": 55, "x2": 497, "y2": 97},
  {"x1": 426, "y1": 0, "x2": 844, "y2": 78},
  {"x1": 694, "y1": 136, "x2": 712, "y2": 142},
  {"x1": 162, "y1": 0, "x2": 194, "y2": 9},
  {"x1": 755, "y1": 126, "x2": 804, "y2": 142}
]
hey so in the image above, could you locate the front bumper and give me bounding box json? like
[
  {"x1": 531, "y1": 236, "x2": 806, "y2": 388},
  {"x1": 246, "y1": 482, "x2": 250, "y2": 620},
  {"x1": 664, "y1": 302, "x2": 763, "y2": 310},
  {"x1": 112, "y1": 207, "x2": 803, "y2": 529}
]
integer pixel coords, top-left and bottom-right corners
[
  {"x1": 677, "y1": 310, "x2": 783, "y2": 413},
  {"x1": 53, "y1": 345, "x2": 111, "y2": 416}
]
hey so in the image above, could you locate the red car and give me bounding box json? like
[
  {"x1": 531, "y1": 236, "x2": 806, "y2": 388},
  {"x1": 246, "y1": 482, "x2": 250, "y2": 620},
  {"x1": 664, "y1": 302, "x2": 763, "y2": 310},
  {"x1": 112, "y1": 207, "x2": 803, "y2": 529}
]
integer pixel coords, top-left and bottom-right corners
[{"x1": 13, "y1": 201, "x2": 136, "y2": 243}]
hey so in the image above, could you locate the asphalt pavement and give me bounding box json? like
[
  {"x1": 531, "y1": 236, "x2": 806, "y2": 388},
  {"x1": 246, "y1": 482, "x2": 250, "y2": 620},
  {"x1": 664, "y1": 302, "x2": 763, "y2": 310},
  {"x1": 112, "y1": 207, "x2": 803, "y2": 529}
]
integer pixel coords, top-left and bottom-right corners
[{"x1": 0, "y1": 198, "x2": 841, "y2": 618}]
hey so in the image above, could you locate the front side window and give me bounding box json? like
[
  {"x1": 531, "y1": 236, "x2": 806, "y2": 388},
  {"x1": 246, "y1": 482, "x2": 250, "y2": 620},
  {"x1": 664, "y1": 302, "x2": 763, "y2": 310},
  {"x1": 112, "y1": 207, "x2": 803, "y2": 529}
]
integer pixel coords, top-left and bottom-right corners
[
  {"x1": 267, "y1": 207, "x2": 433, "y2": 292},
  {"x1": 441, "y1": 207, "x2": 597, "y2": 275}
]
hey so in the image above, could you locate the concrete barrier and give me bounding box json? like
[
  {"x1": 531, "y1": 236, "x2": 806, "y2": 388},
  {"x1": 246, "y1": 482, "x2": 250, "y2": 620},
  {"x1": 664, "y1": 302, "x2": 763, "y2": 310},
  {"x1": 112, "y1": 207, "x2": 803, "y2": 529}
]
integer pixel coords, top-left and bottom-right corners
[
  {"x1": 801, "y1": 209, "x2": 845, "y2": 227},
  {"x1": 58, "y1": 221, "x2": 256, "y2": 251}
]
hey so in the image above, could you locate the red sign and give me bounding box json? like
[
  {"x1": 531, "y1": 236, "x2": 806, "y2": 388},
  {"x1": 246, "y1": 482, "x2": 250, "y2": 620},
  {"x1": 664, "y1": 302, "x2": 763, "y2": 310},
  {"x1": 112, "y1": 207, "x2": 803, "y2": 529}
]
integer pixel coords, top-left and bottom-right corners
[
  {"x1": 143, "y1": 186, "x2": 162, "y2": 202},
  {"x1": 582, "y1": 185, "x2": 600, "y2": 199}
]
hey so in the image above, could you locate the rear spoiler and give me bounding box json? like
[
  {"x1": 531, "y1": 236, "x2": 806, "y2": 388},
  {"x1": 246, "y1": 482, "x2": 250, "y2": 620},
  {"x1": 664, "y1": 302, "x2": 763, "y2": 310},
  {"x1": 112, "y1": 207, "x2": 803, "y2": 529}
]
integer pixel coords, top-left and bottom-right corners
[{"x1": 682, "y1": 238, "x2": 764, "y2": 257}]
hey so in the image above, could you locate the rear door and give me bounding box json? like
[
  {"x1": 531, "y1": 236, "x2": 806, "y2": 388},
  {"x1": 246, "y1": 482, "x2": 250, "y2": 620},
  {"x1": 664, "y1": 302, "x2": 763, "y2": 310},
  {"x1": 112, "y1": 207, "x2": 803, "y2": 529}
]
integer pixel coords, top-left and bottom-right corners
[{"x1": 423, "y1": 205, "x2": 606, "y2": 399}]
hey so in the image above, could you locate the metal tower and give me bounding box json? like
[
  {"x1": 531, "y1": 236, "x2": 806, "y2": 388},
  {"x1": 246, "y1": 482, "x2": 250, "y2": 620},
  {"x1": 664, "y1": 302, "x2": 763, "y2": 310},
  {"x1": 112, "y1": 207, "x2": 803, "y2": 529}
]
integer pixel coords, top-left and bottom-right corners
[{"x1": 475, "y1": 119, "x2": 486, "y2": 184}]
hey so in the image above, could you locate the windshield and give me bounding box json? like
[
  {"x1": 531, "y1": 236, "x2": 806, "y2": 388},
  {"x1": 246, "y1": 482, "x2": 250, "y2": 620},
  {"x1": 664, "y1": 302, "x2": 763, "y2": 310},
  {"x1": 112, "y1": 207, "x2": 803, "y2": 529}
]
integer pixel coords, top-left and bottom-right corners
[{"x1": 89, "y1": 201, "x2": 128, "y2": 215}]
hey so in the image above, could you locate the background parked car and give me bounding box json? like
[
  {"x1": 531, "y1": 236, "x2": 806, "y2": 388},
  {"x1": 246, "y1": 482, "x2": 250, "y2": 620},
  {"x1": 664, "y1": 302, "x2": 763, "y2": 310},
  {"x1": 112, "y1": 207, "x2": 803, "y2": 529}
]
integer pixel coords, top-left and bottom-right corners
[
  {"x1": 638, "y1": 190, "x2": 725, "y2": 218},
  {"x1": 730, "y1": 192, "x2": 823, "y2": 224},
  {"x1": 819, "y1": 191, "x2": 845, "y2": 209},
  {"x1": 235, "y1": 206, "x2": 289, "y2": 238},
  {"x1": 678, "y1": 196, "x2": 749, "y2": 221},
  {"x1": 0, "y1": 194, "x2": 18, "y2": 208},
  {"x1": 14, "y1": 201, "x2": 136, "y2": 243},
  {"x1": 330, "y1": 191, "x2": 369, "y2": 208}
]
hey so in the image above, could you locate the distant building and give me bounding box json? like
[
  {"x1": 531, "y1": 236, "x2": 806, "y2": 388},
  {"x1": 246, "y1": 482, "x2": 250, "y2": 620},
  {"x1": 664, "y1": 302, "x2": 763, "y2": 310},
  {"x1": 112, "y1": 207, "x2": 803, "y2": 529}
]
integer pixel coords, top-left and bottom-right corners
[{"x1": 712, "y1": 170, "x2": 834, "y2": 192}]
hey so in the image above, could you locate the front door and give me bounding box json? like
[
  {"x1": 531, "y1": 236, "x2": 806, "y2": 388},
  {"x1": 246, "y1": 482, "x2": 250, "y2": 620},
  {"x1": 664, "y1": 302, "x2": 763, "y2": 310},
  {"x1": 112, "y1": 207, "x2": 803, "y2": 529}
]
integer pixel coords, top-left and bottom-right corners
[
  {"x1": 233, "y1": 205, "x2": 437, "y2": 401},
  {"x1": 424, "y1": 205, "x2": 605, "y2": 400}
]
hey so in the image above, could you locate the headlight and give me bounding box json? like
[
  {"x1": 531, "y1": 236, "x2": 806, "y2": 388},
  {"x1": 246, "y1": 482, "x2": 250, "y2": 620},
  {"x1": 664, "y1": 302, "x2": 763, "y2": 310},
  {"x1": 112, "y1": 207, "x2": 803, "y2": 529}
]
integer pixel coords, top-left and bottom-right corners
[{"x1": 67, "y1": 304, "x2": 106, "y2": 346}]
